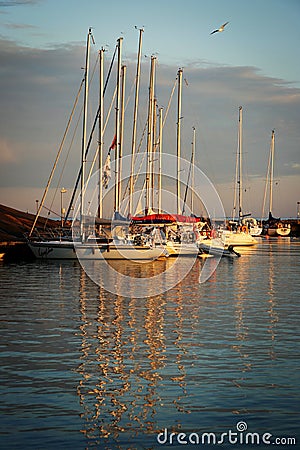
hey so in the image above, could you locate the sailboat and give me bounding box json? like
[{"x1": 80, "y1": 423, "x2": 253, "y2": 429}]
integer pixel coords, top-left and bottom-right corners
[
  {"x1": 28, "y1": 29, "x2": 169, "y2": 261},
  {"x1": 262, "y1": 130, "x2": 291, "y2": 237},
  {"x1": 130, "y1": 68, "x2": 201, "y2": 257},
  {"x1": 219, "y1": 106, "x2": 258, "y2": 246},
  {"x1": 241, "y1": 217, "x2": 262, "y2": 237},
  {"x1": 28, "y1": 28, "x2": 95, "y2": 260}
]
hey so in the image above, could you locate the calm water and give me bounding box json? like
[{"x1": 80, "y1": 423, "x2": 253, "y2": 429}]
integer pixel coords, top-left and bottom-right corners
[{"x1": 0, "y1": 238, "x2": 299, "y2": 449}]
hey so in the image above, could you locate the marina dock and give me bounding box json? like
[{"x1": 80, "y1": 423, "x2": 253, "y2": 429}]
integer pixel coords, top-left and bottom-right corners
[{"x1": 0, "y1": 203, "x2": 299, "y2": 263}]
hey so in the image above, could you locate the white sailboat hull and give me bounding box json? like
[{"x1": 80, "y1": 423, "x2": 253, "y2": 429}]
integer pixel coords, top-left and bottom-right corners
[
  {"x1": 165, "y1": 241, "x2": 199, "y2": 257},
  {"x1": 76, "y1": 242, "x2": 168, "y2": 260},
  {"x1": 220, "y1": 230, "x2": 258, "y2": 246},
  {"x1": 28, "y1": 240, "x2": 168, "y2": 261},
  {"x1": 266, "y1": 225, "x2": 291, "y2": 237}
]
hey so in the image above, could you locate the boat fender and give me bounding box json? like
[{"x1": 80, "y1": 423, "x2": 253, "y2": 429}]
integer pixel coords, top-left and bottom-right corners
[
  {"x1": 211, "y1": 229, "x2": 217, "y2": 238},
  {"x1": 193, "y1": 224, "x2": 200, "y2": 240},
  {"x1": 241, "y1": 225, "x2": 247, "y2": 233}
]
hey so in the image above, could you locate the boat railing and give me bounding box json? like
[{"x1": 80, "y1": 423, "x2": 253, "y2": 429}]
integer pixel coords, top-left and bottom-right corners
[{"x1": 26, "y1": 226, "x2": 73, "y2": 242}]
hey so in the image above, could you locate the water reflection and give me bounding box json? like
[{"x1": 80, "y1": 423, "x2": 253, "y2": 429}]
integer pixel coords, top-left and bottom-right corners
[
  {"x1": 229, "y1": 239, "x2": 291, "y2": 414},
  {"x1": 231, "y1": 263, "x2": 251, "y2": 393},
  {"x1": 75, "y1": 259, "x2": 207, "y2": 445},
  {"x1": 76, "y1": 265, "x2": 179, "y2": 444},
  {"x1": 0, "y1": 241, "x2": 299, "y2": 448},
  {"x1": 170, "y1": 286, "x2": 190, "y2": 414},
  {"x1": 73, "y1": 240, "x2": 299, "y2": 445},
  {"x1": 266, "y1": 245, "x2": 279, "y2": 361},
  {"x1": 80, "y1": 254, "x2": 197, "y2": 298}
]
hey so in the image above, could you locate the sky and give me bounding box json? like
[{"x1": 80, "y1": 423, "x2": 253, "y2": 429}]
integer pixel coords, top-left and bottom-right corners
[{"x1": 0, "y1": 0, "x2": 299, "y2": 219}]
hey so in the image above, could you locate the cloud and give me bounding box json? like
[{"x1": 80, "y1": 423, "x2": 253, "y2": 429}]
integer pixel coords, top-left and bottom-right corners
[
  {"x1": 0, "y1": 1, "x2": 39, "y2": 6},
  {"x1": 3, "y1": 22, "x2": 38, "y2": 30},
  {"x1": 0, "y1": 138, "x2": 17, "y2": 163},
  {"x1": 284, "y1": 162, "x2": 300, "y2": 171}
]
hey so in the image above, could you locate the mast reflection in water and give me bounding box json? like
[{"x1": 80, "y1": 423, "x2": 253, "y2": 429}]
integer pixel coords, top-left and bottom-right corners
[
  {"x1": 0, "y1": 239, "x2": 299, "y2": 449},
  {"x1": 76, "y1": 259, "x2": 198, "y2": 443}
]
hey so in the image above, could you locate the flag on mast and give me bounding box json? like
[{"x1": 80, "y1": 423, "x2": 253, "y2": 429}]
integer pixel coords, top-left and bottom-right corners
[
  {"x1": 102, "y1": 135, "x2": 116, "y2": 188},
  {"x1": 109, "y1": 134, "x2": 117, "y2": 150},
  {"x1": 102, "y1": 154, "x2": 111, "y2": 189}
]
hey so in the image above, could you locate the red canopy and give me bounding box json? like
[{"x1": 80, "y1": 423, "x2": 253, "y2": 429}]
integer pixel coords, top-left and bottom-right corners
[{"x1": 131, "y1": 213, "x2": 202, "y2": 224}]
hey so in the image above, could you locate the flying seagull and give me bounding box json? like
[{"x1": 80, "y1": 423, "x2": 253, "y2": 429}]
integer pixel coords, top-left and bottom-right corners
[{"x1": 210, "y1": 21, "x2": 229, "y2": 35}]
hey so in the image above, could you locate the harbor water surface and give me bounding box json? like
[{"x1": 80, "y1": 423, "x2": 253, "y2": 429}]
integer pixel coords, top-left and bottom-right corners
[{"x1": 0, "y1": 239, "x2": 299, "y2": 449}]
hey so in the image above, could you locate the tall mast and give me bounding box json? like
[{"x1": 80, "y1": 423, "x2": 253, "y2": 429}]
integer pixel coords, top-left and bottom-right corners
[
  {"x1": 152, "y1": 96, "x2": 157, "y2": 204},
  {"x1": 114, "y1": 37, "x2": 123, "y2": 213},
  {"x1": 191, "y1": 126, "x2": 195, "y2": 214},
  {"x1": 177, "y1": 68, "x2": 183, "y2": 215},
  {"x1": 269, "y1": 129, "x2": 275, "y2": 214},
  {"x1": 118, "y1": 64, "x2": 126, "y2": 212},
  {"x1": 238, "y1": 105, "x2": 243, "y2": 223},
  {"x1": 145, "y1": 55, "x2": 156, "y2": 215},
  {"x1": 64, "y1": 44, "x2": 118, "y2": 223},
  {"x1": 182, "y1": 127, "x2": 195, "y2": 216},
  {"x1": 98, "y1": 48, "x2": 104, "y2": 220},
  {"x1": 129, "y1": 27, "x2": 143, "y2": 216},
  {"x1": 158, "y1": 107, "x2": 163, "y2": 214},
  {"x1": 80, "y1": 28, "x2": 93, "y2": 241}
]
